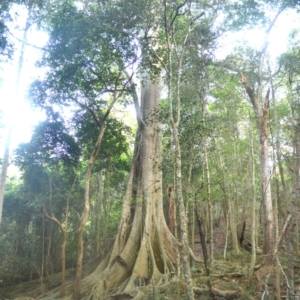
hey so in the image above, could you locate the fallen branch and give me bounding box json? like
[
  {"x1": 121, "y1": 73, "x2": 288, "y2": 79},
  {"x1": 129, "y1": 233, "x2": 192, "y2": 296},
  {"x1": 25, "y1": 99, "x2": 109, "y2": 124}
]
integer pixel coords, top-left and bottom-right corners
[
  {"x1": 210, "y1": 272, "x2": 244, "y2": 278},
  {"x1": 194, "y1": 286, "x2": 242, "y2": 299}
]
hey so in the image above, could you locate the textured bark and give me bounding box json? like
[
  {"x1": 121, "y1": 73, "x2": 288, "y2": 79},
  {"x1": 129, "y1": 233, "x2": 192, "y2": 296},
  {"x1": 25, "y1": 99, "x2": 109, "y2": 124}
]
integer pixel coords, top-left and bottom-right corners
[
  {"x1": 167, "y1": 184, "x2": 175, "y2": 235},
  {"x1": 172, "y1": 124, "x2": 195, "y2": 300},
  {"x1": 55, "y1": 76, "x2": 179, "y2": 300},
  {"x1": 268, "y1": 69, "x2": 281, "y2": 300},
  {"x1": 95, "y1": 172, "x2": 105, "y2": 255},
  {"x1": 268, "y1": 62, "x2": 288, "y2": 219},
  {"x1": 249, "y1": 120, "x2": 256, "y2": 278},
  {"x1": 259, "y1": 91, "x2": 274, "y2": 263},
  {"x1": 195, "y1": 206, "x2": 209, "y2": 276},
  {"x1": 204, "y1": 143, "x2": 213, "y2": 270},
  {"x1": 287, "y1": 116, "x2": 300, "y2": 300}
]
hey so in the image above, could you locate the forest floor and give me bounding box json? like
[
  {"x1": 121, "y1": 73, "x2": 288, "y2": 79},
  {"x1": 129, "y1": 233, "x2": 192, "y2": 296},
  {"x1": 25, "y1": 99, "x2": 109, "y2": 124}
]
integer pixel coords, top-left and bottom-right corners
[{"x1": 1, "y1": 218, "x2": 300, "y2": 300}]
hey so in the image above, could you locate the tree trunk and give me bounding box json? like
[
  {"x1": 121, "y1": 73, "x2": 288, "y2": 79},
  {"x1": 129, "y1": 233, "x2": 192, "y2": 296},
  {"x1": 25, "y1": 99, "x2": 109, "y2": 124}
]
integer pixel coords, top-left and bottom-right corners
[
  {"x1": 167, "y1": 184, "x2": 175, "y2": 235},
  {"x1": 73, "y1": 94, "x2": 119, "y2": 300},
  {"x1": 170, "y1": 122, "x2": 195, "y2": 300},
  {"x1": 63, "y1": 76, "x2": 179, "y2": 300},
  {"x1": 287, "y1": 114, "x2": 300, "y2": 300},
  {"x1": 249, "y1": 118, "x2": 256, "y2": 278},
  {"x1": 240, "y1": 11, "x2": 284, "y2": 265},
  {"x1": 268, "y1": 76, "x2": 281, "y2": 299},
  {"x1": 268, "y1": 61, "x2": 287, "y2": 221},
  {"x1": 204, "y1": 142, "x2": 214, "y2": 269},
  {"x1": 45, "y1": 170, "x2": 76, "y2": 296},
  {"x1": 241, "y1": 75, "x2": 274, "y2": 265},
  {"x1": 259, "y1": 92, "x2": 274, "y2": 264},
  {"x1": 95, "y1": 171, "x2": 105, "y2": 255},
  {"x1": 215, "y1": 141, "x2": 240, "y2": 254},
  {"x1": 0, "y1": 129, "x2": 11, "y2": 224},
  {"x1": 195, "y1": 206, "x2": 209, "y2": 275}
]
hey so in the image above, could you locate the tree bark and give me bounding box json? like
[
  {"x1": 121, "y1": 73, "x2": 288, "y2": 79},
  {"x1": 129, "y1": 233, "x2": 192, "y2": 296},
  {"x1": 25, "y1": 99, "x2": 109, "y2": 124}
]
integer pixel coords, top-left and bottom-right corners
[
  {"x1": 287, "y1": 114, "x2": 300, "y2": 300},
  {"x1": 167, "y1": 184, "x2": 175, "y2": 235},
  {"x1": 95, "y1": 171, "x2": 105, "y2": 255},
  {"x1": 204, "y1": 141, "x2": 214, "y2": 270},
  {"x1": 248, "y1": 118, "x2": 256, "y2": 278},
  {"x1": 195, "y1": 206, "x2": 209, "y2": 275},
  {"x1": 58, "y1": 75, "x2": 180, "y2": 300},
  {"x1": 171, "y1": 123, "x2": 195, "y2": 300}
]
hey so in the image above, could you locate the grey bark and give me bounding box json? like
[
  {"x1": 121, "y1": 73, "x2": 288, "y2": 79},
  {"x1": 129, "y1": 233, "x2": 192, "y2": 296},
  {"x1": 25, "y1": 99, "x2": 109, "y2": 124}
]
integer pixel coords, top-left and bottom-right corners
[{"x1": 287, "y1": 115, "x2": 300, "y2": 300}]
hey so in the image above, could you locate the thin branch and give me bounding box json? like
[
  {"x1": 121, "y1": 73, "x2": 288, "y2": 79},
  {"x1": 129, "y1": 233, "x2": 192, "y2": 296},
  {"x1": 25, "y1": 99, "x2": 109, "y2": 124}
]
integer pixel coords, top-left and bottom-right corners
[
  {"x1": 123, "y1": 70, "x2": 146, "y2": 129},
  {"x1": 73, "y1": 99, "x2": 102, "y2": 128},
  {"x1": 8, "y1": 30, "x2": 45, "y2": 51},
  {"x1": 241, "y1": 72, "x2": 257, "y2": 110},
  {"x1": 274, "y1": 213, "x2": 292, "y2": 255}
]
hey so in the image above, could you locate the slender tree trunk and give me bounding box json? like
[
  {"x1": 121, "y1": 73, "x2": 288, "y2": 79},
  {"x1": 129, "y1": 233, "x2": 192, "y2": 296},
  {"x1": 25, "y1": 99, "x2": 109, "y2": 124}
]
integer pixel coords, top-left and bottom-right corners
[
  {"x1": 41, "y1": 209, "x2": 45, "y2": 292},
  {"x1": 242, "y1": 74, "x2": 274, "y2": 265},
  {"x1": 249, "y1": 118, "x2": 256, "y2": 278},
  {"x1": 164, "y1": 7, "x2": 194, "y2": 296},
  {"x1": 204, "y1": 142, "x2": 213, "y2": 269},
  {"x1": 287, "y1": 114, "x2": 300, "y2": 300},
  {"x1": 0, "y1": 129, "x2": 11, "y2": 224},
  {"x1": 73, "y1": 127, "x2": 105, "y2": 300},
  {"x1": 45, "y1": 171, "x2": 76, "y2": 296},
  {"x1": 224, "y1": 210, "x2": 229, "y2": 259},
  {"x1": 215, "y1": 141, "x2": 240, "y2": 253},
  {"x1": 268, "y1": 61, "x2": 287, "y2": 220},
  {"x1": 268, "y1": 79, "x2": 281, "y2": 299},
  {"x1": 258, "y1": 93, "x2": 274, "y2": 264},
  {"x1": 240, "y1": 11, "x2": 283, "y2": 265},
  {"x1": 95, "y1": 171, "x2": 105, "y2": 255},
  {"x1": 167, "y1": 184, "x2": 175, "y2": 235},
  {"x1": 167, "y1": 57, "x2": 194, "y2": 295},
  {"x1": 170, "y1": 123, "x2": 194, "y2": 300},
  {"x1": 73, "y1": 95, "x2": 119, "y2": 300},
  {"x1": 191, "y1": 203, "x2": 195, "y2": 254},
  {"x1": 195, "y1": 206, "x2": 209, "y2": 275}
]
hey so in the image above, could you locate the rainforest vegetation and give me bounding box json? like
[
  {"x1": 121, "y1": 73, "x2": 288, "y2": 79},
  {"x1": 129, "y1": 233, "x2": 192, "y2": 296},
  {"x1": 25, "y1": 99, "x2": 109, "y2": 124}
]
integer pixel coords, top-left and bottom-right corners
[{"x1": 1, "y1": 0, "x2": 300, "y2": 299}]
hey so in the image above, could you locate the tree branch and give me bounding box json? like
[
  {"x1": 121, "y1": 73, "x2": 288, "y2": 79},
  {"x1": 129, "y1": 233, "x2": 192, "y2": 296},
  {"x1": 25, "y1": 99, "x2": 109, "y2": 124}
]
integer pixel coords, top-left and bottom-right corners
[{"x1": 240, "y1": 72, "x2": 257, "y2": 110}]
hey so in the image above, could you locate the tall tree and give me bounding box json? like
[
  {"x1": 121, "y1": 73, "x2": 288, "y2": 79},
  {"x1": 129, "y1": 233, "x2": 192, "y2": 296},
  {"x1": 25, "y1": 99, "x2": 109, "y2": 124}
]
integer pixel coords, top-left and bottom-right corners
[
  {"x1": 239, "y1": 0, "x2": 300, "y2": 265},
  {"x1": 239, "y1": 9, "x2": 282, "y2": 262},
  {"x1": 29, "y1": 2, "x2": 179, "y2": 299}
]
